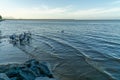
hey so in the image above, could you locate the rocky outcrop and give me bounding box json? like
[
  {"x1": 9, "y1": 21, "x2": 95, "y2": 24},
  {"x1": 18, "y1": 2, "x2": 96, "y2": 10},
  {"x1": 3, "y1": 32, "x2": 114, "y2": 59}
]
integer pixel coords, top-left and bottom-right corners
[{"x1": 0, "y1": 59, "x2": 56, "y2": 80}]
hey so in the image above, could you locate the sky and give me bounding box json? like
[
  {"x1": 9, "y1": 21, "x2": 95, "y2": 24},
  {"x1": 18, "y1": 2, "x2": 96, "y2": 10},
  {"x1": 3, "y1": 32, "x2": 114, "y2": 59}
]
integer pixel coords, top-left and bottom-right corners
[{"x1": 0, "y1": 0, "x2": 120, "y2": 19}]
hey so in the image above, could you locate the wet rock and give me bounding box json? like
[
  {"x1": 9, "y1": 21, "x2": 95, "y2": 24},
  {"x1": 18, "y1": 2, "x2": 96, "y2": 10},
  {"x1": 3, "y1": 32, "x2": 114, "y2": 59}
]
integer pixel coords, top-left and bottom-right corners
[
  {"x1": 10, "y1": 77, "x2": 17, "y2": 80},
  {"x1": 37, "y1": 62, "x2": 53, "y2": 78},
  {"x1": 0, "y1": 73, "x2": 10, "y2": 80},
  {"x1": 0, "y1": 78, "x2": 5, "y2": 80},
  {"x1": 5, "y1": 67, "x2": 19, "y2": 78},
  {"x1": 25, "y1": 59, "x2": 41, "y2": 76},
  {"x1": 0, "y1": 59, "x2": 55, "y2": 80},
  {"x1": 19, "y1": 69, "x2": 36, "y2": 80},
  {"x1": 35, "y1": 77, "x2": 56, "y2": 80}
]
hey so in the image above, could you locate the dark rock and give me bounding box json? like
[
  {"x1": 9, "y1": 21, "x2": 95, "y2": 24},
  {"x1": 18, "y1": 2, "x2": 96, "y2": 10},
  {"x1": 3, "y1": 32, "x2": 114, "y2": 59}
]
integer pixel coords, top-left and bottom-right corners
[
  {"x1": 0, "y1": 59, "x2": 54, "y2": 80},
  {"x1": 35, "y1": 77, "x2": 56, "y2": 80},
  {"x1": 19, "y1": 69, "x2": 36, "y2": 80},
  {"x1": 0, "y1": 78, "x2": 5, "y2": 80},
  {"x1": 5, "y1": 67, "x2": 19, "y2": 78},
  {"x1": 0, "y1": 73, "x2": 10, "y2": 80},
  {"x1": 37, "y1": 62, "x2": 53, "y2": 78},
  {"x1": 30, "y1": 65, "x2": 41, "y2": 76}
]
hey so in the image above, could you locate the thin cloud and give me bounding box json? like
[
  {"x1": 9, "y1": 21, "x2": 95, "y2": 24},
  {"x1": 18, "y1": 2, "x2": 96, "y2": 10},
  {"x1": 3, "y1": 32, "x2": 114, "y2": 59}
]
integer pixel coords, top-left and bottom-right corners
[
  {"x1": 2, "y1": 6, "x2": 68, "y2": 19},
  {"x1": 2, "y1": 5, "x2": 120, "y2": 19},
  {"x1": 111, "y1": 0, "x2": 120, "y2": 5},
  {"x1": 73, "y1": 8, "x2": 120, "y2": 15},
  {"x1": 67, "y1": 8, "x2": 120, "y2": 19}
]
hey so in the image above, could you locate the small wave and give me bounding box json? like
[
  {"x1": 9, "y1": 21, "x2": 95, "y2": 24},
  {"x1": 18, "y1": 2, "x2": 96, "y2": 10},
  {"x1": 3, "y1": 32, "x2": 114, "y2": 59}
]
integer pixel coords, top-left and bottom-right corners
[
  {"x1": 32, "y1": 36, "x2": 54, "y2": 50},
  {"x1": 33, "y1": 34, "x2": 84, "y2": 56}
]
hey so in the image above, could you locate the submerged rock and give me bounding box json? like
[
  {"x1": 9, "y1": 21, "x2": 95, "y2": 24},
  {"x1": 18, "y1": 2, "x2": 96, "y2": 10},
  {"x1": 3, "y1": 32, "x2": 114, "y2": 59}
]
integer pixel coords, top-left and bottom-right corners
[{"x1": 0, "y1": 59, "x2": 55, "y2": 80}]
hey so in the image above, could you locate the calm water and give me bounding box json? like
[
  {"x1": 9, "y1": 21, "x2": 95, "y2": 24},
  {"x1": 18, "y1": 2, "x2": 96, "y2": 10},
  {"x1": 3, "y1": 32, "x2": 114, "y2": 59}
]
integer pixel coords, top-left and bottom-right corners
[{"x1": 0, "y1": 20, "x2": 120, "y2": 80}]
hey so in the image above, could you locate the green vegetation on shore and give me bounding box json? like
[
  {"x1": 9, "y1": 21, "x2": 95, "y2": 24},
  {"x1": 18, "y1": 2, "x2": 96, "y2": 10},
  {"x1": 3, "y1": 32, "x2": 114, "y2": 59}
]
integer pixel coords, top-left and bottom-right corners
[{"x1": 0, "y1": 15, "x2": 2, "y2": 20}]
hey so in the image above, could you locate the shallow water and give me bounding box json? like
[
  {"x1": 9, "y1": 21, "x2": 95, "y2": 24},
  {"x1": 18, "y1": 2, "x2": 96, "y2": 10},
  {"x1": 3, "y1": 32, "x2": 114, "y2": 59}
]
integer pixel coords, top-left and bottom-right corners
[{"x1": 0, "y1": 20, "x2": 120, "y2": 80}]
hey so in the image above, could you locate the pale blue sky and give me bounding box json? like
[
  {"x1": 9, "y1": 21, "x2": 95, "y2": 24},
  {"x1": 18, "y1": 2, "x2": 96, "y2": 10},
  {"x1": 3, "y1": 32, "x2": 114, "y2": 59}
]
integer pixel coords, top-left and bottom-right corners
[{"x1": 0, "y1": 0, "x2": 120, "y2": 19}]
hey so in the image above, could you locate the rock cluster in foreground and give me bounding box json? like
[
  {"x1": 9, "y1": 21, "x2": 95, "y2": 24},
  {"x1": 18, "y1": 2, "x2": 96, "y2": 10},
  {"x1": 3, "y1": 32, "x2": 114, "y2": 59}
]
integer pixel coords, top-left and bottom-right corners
[{"x1": 0, "y1": 59, "x2": 56, "y2": 80}]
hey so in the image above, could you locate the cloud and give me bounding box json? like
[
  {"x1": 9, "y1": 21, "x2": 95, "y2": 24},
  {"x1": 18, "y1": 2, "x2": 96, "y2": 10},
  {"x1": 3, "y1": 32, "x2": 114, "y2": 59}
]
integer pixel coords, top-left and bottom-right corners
[
  {"x1": 61, "y1": 7, "x2": 120, "y2": 19},
  {"x1": 1, "y1": 5, "x2": 120, "y2": 19},
  {"x1": 72, "y1": 8, "x2": 120, "y2": 15},
  {"x1": 1, "y1": 6, "x2": 69, "y2": 19}
]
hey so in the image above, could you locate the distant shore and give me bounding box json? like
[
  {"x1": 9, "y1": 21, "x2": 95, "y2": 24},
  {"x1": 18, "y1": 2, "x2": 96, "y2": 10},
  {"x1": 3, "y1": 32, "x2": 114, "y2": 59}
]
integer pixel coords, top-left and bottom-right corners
[{"x1": 3, "y1": 19, "x2": 120, "y2": 21}]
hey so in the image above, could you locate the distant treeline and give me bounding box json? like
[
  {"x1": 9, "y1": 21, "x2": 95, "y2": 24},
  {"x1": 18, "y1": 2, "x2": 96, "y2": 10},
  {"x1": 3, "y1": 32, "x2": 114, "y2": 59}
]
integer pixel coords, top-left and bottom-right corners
[{"x1": 0, "y1": 15, "x2": 2, "y2": 19}]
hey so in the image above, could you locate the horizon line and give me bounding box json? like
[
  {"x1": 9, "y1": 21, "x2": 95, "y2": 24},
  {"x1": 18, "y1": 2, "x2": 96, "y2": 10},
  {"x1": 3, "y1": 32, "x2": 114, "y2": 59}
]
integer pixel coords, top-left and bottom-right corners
[{"x1": 3, "y1": 19, "x2": 120, "y2": 20}]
